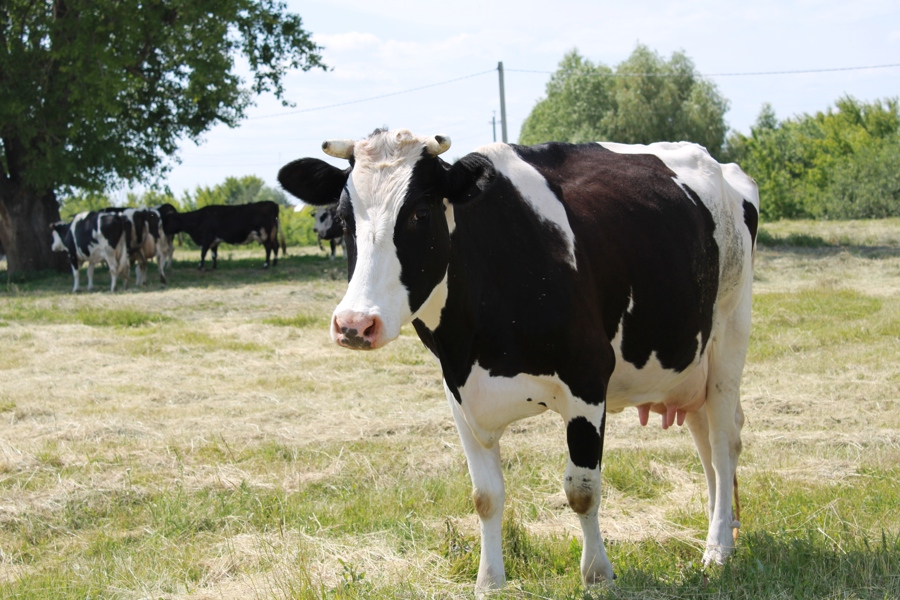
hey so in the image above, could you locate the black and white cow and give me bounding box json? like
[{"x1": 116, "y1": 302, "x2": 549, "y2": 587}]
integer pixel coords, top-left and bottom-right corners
[
  {"x1": 278, "y1": 129, "x2": 758, "y2": 594},
  {"x1": 155, "y1": 203, "x2": 179, "y2": 270},
  {"x1": 101, "y1": 207, "x2": 169, "y2": 286},
  {"x1": 311, "y1": 204, "x2": 344, "y2": 260},
  {"x1": 160, "y1": 201, "x2": 286, "y2": 270},
  {"x1": 50, "y1": 211, "x2": 129, "y2": 292}
]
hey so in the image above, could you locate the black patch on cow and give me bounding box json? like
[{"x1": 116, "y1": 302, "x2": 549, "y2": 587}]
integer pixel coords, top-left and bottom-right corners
[
  {"x1": 515, "y1": 142, "x2": 720, "y2": 373},
  {"x1": 742, "y1": 200, "x2": 759, "y2": 245},
  {"x1": 278, "y1": 158, "x2": 349, "y2": 206},
  {"x1": 337, "y1": 188, "x2": 357, "y2": 281},
  {"x1": 566, "y1": 416, "x2": 604, "y2": 470},
  {"x1": 394, "y1": 156, "x2": 454, "y2": 314}
]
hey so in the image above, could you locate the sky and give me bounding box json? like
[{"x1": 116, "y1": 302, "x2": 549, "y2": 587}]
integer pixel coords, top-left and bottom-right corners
[{"x1": 147, "y1": 0, "x2": 900, "y2": 201}]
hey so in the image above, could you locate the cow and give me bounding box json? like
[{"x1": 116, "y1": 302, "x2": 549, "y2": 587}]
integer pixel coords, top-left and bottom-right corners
[
  {"x1": 50, "y1": 211, "x2": 129, "y2": 293},
  {"x1": 278, "y1": 128, "x2": 758, "y2": 595},
  {"x1": 154, "y1": 203, "x2": 178, "y2": 270},
  {"x1": 311, "y1": 204, "x2": 344, "y2": 260},
  {"x1": 101, "y1": 207, "x2": 169, "y2": 286},
  {"x1": 160, "y1": 201, "x2": 286, "y2": 270}
]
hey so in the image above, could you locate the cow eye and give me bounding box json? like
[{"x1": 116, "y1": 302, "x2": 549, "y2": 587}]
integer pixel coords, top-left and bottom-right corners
[{"x1": 412, "y1": 207, "x2": 429, "y2": 223}]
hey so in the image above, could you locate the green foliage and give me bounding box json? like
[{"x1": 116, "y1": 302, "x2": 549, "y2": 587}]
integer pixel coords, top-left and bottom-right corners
[
  {"x1": 728, "y1": 97, "x2": 900, "y2": 220},
  {"x1": 0, "y1": 0, "x2": 325, "y2": 193},
  {"x1": 519, "y1": 45, "x2": 730, "y2": 159}
]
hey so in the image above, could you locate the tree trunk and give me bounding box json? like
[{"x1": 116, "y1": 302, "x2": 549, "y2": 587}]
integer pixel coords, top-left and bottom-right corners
[{"x1": 0, "y1": 181, "x2": 68, "y2": 274}]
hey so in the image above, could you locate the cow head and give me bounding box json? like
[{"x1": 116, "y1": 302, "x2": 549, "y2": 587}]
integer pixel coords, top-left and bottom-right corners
[
  {"x1": 279, "y1": 128, "x2": 496, "y2": 350},
  {"x1": 49, "y1": 221, "x2": 70, "y2": 252}
]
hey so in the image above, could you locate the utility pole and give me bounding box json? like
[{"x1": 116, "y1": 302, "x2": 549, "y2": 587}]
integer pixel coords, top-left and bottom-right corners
[
  {"x1": 491, "y1": 112, "x2": 497, "y2": 142},
  {"x1": 498, "y1": 61, "x2": 508, "y2": 143}
]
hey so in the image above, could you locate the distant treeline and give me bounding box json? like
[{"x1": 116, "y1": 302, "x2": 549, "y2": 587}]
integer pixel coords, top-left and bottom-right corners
[
  {"x1": 59, "y1": 175, "x2": 319, "y2": 248},
  {"x1": 61, "y1": 99, "x2": 900, "y2": 229},
  {"x1": 725, "y1": 96, "x2": 900, "y2": 222}
]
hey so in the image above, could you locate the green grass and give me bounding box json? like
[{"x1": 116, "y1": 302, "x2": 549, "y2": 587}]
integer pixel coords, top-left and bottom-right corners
[
  {"x1": 750, "y1": 287, "x2": 900, "y2": 361},
  {"x1": 3, "y1": 230, "x2": 900, "y2": 598}
]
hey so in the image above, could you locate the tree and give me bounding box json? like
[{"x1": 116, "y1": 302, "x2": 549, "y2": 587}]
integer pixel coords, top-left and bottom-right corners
[
  {"x1": 0, "y1": 0, "x2": 325, "y2": 274},
  {"x1": 728, "y1": 96, "x2": 900, "y2": 220},
  {"x1": 519, "y1": 45, "x2": 730, "y2": 159}
]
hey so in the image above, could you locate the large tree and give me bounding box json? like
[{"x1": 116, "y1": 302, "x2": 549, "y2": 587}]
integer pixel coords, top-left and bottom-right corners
[
  {"x1": 519, "y1": 45, "x2": 729, "y2": 159},
  {"x1": 0, "y1": 0, "x2": 325, "y2": 274}
]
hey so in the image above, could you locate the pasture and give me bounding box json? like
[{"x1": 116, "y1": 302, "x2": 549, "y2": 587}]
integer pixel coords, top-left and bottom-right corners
[{"x1": 1, "y1": 219, "x2": 900, "y2": 599}]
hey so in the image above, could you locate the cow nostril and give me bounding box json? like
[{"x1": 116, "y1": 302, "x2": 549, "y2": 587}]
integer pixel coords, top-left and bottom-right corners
[{"x1": 364, "y1": 316, "x2": 381, "y2": 339}]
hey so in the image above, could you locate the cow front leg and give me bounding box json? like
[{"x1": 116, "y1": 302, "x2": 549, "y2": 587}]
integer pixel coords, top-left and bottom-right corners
[
  {"x1": 563, "y1": 410, "x2": 614, "y2": 584},
  {"x1": 70, "y1": 264, "x2": 80, "y2": 293},
  {"x1": 199, "y1": 245, "x2": 209, "y2": 270},
  {"x1": 446, "y1": 389, "x2": 506, "y2": 594}
]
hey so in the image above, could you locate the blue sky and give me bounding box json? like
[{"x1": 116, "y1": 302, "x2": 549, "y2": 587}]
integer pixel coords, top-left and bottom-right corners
[{"x1": 153, "y1": 0, "x2": 900, "y2": 199}]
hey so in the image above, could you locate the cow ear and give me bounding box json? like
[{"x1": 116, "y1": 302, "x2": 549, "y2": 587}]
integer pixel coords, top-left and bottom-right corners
[
  {"x1": 446, "y1": 152, "x2": 496, "y2": 205},
  {"x1": 278, "y1": 158, "x2": 350, "y2": 206}
]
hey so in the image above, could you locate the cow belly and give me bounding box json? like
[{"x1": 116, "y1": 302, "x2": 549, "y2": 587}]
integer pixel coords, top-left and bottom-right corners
[{"x1": 606, "y1": 345, "x2": 709, "y2": 414}]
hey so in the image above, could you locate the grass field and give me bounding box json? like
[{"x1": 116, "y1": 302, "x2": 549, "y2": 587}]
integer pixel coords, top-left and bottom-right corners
[{"x1": 1, "y1": 219, "x2": 899, "y2": 599}]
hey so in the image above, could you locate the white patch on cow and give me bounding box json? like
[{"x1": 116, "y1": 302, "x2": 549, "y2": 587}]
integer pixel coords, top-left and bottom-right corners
[
  {"x1": 50, "y1": 230, "x2": 66, "y2": 252},
  {"x1": 606, "y1": 314, "x2": 709, "y2": 413},
  {"x1": 332, "y1": 130, "x2": 428, "y2": 343},
  {"x1": 443, "y1": 199, "x2": 455, "y2": 234},
  {"x1": 456, "y1": 362, "x2": 593, "y2": 448},
  {"x1": 413, "y1": 270, "x2": 448, "y2": 330},
  {"x1": 475, "y1": 143, "x2": 578, "y2": 269}
]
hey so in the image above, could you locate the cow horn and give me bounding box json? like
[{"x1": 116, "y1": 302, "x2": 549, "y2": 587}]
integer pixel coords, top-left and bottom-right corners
[
  {"x1": 425, "y1": 135, "x2": 451, "y2": 156},
  {"x1": 322, "y1": 139, "x2": 355, "y2": 159}
]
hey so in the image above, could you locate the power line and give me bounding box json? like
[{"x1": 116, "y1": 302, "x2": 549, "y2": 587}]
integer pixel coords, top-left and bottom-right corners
[
  {"x1": 242, "y1": 62, "x2": 899, "y2": 122},
  {"x1": 249, "y1": 69, "x2": 496, "y2": 120},
  {"x1": 507, "y1": 62, "x2": 900, "y2": 77}
]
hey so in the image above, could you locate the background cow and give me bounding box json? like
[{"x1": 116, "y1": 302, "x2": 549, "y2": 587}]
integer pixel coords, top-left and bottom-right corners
[
  {"x1": 160, "y1": 201, "x2": 286, "y2": 270},
  {"x1": 50, "y1": 211, "x2": 129, "y2": 292},
  {"x1": 101, "y1": 207, "x2": 169, "y2": 286},
  {"x1": 279, "y1": 129, "x2": 759, "y2": 594},
  {"x1": 311, "y1": 205, "x2": 344, "y2": 260}
]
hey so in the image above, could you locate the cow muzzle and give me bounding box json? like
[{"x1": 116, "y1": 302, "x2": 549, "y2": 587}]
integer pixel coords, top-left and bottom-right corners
[{"x1": 332, "y1": 311, "x2": 385, "y2": 350}]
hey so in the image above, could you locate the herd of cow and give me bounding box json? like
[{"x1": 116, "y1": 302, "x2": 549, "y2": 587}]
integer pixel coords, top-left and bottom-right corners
[{"x1": 49, "y1": 201, "x2": 293, "y2": 292}]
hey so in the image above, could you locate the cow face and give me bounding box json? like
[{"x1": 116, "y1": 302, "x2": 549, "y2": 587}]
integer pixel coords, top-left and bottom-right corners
[
  {"x1": 312, "y1": 208, "x2": 333, "y2": 238},
  {"x1": 279, "y1": 128, "x2": 496, "y2": 350},
  {"x1": 50, "y1": 222, "x2": 70, "y2": 252}
]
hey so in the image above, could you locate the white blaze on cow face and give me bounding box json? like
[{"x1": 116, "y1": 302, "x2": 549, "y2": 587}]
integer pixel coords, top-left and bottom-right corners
[{"x1": 331, "y1": 129, "x2": 444, "y2": 350}]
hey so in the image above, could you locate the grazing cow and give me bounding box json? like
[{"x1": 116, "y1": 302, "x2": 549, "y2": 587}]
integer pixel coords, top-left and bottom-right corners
[
  {"x1": 160, "y1": 201, "x2": 286, "y2": 270},
  {"x1": 101, "y1": 207, "x2": 169, "y2": 286},
  {"x1": 50, "y1": 211, "x2": 129, "y2": 292},
  {"x1": 279, "y1": 129, "x2": 759, "y2": 594},
  {"x1": 311, "y1": 205, "x2": 344, "y2": 260}
]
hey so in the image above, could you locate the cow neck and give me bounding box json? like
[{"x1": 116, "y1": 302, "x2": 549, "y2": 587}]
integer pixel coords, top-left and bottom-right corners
[{"x1": 421, "y1": 173, "x2": 578, "y2": 393}]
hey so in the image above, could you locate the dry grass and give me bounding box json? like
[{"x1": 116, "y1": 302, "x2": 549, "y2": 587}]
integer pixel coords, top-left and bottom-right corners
[{"x1": 1, "y1": 223, "x2": 900, "y2": 597}]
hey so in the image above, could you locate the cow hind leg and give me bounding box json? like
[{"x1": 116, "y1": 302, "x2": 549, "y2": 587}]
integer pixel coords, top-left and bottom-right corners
[
  {"x1": 699, "y1": 296, "x2": 750, "y2": 566},
  {"x1": 563, "y1": 411, "x2": 614, "y2": 585},
  {"x1": 86, "y1": 262, "x2": 96, "y2": 291},
  {"x1": 446, "y1": 391, "x2": 506, "y2": 595}
]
